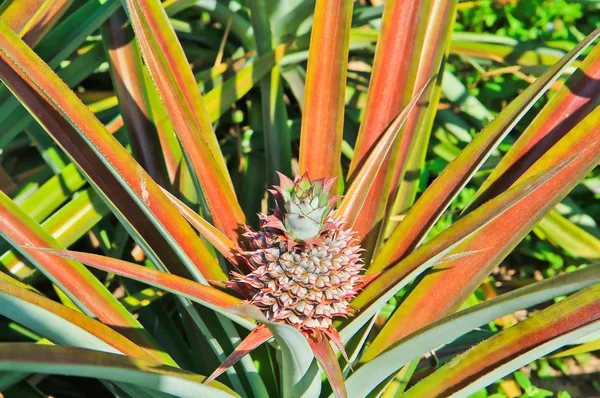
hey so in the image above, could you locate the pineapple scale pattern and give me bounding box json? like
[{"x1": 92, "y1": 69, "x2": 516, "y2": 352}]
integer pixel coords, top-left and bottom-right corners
[{"x1": 234, "y1": 174, "x2": 364, "y2": 335}]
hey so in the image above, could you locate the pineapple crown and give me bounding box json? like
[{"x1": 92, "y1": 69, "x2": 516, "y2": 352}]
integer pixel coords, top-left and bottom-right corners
[{"x1": 269, "y1": 172, "x2": 341, "y2": 242}]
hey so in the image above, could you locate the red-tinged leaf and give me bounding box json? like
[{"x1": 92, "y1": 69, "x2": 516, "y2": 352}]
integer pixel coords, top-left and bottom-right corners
[
  {"x1": 403, "y1": 284, "x2": 600, "y2": 398},
  {"x1": 370, "y1": 28, "x2": 600, "y2": 273},
  {"x1": 0, "y1": 20, "x2": 228, "y2": 282},
  {"x1": 106, "y1": 114, "x2": 124, "y2": 134},
  {"x1": 30, "y1": 248, "x2": 243, "y2": 310},
  {"x1": 323, "y1": 328, "x2": 351, "y2": 367},
  {"x1": 123, "y1": 0, "x2": 246, "y2": 241},
  {"x1": 344, "y1": 154, "x2": 577, "y2": 345},
  {"x1": 160, "y1": 187, "x2": 239, "y2": 265},
  {"x1": 2, "y1": 186, "x2": 110, "y2": 282},
  {"x1": 0, "y1": 0, "x2": 44, "y2": 34},
  {"x1": 467, "y1": 40, "x2": 600, "y2": 210},
  {"x1": 308, "y1": 338, "x2": 347, "y2": 398},
  {"x1": 298, "y1": 0, "x2": 353, "y2": 179},
  {"x1": 205, "y1": 325, "x2": 273, "y2": 384},
  {"x1": 366, "y1": 108, "x2": 600, "y2": 357},
  {"x1": 0, "y1": 192, "x2": 174, "y2": 365},
  {"x1": 335, "y1": 80, "x2": 432, "y2": 227},
  {"x1": 346, "y1": 0, "x2": 432, "y2": 257},
  {"x1": 0, "y1": 278, "x2": 156, "y2": 362},
  {"x1": 385, "y1": 0, "x2": 458, "y2": 232},
  {"x1": 102, "y1": 8, "x2": 169, "y2": 186},
  {"x1": 0, "y1": 0, "x2": 70, "y2": 46},
  {"x1": 150, "y1": 44, "x2": 288, "y2": 206}
]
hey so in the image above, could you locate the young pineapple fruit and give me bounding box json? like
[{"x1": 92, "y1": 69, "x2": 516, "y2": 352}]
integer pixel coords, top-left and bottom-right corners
[{"x1": 234, "y1": 173, "x2": 364, "y2": 340}]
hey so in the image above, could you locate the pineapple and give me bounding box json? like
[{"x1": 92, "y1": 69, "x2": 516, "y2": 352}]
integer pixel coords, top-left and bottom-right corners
[
  {"x1": 205, "y1": 173, "x2": 364, "y2": 384},
  {"x1": 234, "y1": 173, "x2": 364, "y2": 339}
]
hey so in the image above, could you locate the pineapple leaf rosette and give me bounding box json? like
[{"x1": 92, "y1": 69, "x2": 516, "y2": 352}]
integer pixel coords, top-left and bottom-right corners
[{"x1": 232, "y1": 173, "x2": 364, "y2": 347}]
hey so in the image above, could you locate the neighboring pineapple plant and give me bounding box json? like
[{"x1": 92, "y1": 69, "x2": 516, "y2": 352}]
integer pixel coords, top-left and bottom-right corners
[{"x1": 0, "y1": 0, "x2": 599, "y2": 397}]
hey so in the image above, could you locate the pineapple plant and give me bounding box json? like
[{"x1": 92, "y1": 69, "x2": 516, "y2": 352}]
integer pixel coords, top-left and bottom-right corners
[{"x1": 0, "y1": 0, "x2": 598, "y2": 397}]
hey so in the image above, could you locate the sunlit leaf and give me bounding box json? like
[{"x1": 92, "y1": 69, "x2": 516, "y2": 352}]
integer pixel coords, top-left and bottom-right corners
[
  {"x1": 370, "y1": 106, "x2": 600, "y2": 355},
  {"x1": 0, "y1": 278, "x2": 155, "y2": 360},
  {"x1": 347, "y1": 0, "x2": 432, "y2": 259}
]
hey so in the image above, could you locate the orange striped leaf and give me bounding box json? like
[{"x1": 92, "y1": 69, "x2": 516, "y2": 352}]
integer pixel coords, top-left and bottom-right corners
[
  {"x1": 468, "y1": 37, "x2": 600, "y2": 210},
  {"x1": 299, "y1": 0, "x2": 353, "y2": 179},
  {"x1": 0, "y1": 20, "x2": 227, "y2": 282},
  {"x1": 385, "y1": 0, "x2": 458, "y2": 232},
  {"x1": 404, "y1": 284, "x2": 600, "y2": 397},
  {"x1": 347, "y1": 0, "x2": 432, "y2": 259},
  {"x1": 123, "y1": 0, "x2": 245, "y2": 241},
  {"x1": 0, "y1": 192, "x2": 174, "y2": 365},
  {"x1": 0, "y1": 0, "x2": 70, "y2": 46},
  {"x1": 365, "y1": 105, "x2": 600, "y2": 358},
  {"x1": 31, "y1": 248, "x2": 243, "y2": 310},
  {"x1": 370, "y1": 28, "x2": 600, "y2": 273}
]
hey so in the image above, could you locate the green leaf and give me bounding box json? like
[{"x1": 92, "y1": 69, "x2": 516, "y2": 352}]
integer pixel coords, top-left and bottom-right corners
[
  {"x1": 344, "y1": 263, "x2": 600, "y2": 396},
  {"x1": 403, "y1": 284, "x2": 600, "y2": 397},
  {"x1": 0, "y1": 191, "x2": 174, "y2": 365},
  {"x1": 203, "y1": 44, "x2": 287, "y2": 123},
  {"x1": 268, "y1": 321, "x2": 320, "y2": 398},
  {"x1": 0, "y1": 278, "x2": 156, "y2": 360},
  {"x1": 0, "y1": 343, "x2": 238, "y2": 398},
  {"x1": 537, "y1": 210, "x2": 600, "y2": 260},
  {"x1": 164, "y1": 0, "x2": 255, "y2": 51},
  {"x1": 373, "y1": 27, "x2": 600, "y2": 272},
  {"x1": 449, "y1": 32, "x2": 567, "y2": 68},
  {"x1": 551, "y1": 337, "x2": 600, "y2": 358},
  {"x1": 247, "y1": 0, "x2": 293, "y2": 184},
  {"x1": 0, "y1": 18, "x2": 227, "y2": 283}
]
